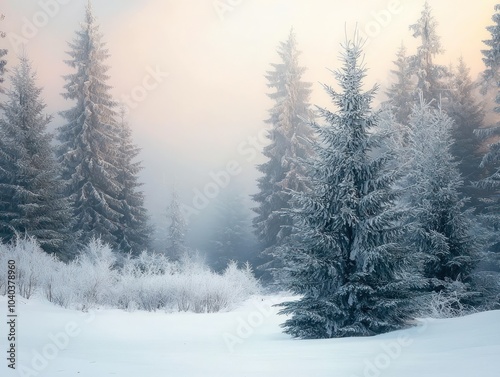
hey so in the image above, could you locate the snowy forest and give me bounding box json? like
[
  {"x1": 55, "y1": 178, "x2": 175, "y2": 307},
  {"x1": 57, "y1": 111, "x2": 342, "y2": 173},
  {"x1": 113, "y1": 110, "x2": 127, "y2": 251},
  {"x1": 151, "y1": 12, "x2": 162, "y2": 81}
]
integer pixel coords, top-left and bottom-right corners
[{"x1": 1, "y1": 0, "x2": 500, "y2": 346}]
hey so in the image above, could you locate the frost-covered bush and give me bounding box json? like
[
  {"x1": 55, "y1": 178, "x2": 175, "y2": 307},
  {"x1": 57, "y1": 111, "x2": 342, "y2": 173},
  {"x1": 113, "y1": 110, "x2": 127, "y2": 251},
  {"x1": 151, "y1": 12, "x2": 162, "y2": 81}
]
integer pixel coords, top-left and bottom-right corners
[
  {"x1": 112, "y1": 251, "x2": 176, "y2": 311},
  {"x1": 73, "y1": 239, "x2": 119, "y2": 309},
  {"x1": 222, "y1": 261, "x2": 260, "y2": 303},
  {"x1": 0, "y1": 237, "x2": 52, "y2": 299},
  {"x1": 416, "y1": 288, "x2": 478, "y2": 319},
  {"x1": 431, "y1": 292, "x2": 472, "y2": 318},
  {"x1": 45, "y1": 261, "x2": 80, "y2": 308},
  {"x1": 0, "y1": 238, "x2": 260, "y2": 313},
  {"x1": 111, "y1": 253, "x2": 260, "y2": 313}
]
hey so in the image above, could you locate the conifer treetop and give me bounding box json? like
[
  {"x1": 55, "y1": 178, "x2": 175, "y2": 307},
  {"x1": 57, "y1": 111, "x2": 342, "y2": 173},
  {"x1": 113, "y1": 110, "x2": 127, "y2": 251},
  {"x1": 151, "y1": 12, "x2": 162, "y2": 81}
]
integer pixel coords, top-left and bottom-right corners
[
  {"x1": 409, "y1": 1, "x2": 444, "y2": 59},
  {"x1": 482, "y1": 4, "x2": 500, "y2": 88}
]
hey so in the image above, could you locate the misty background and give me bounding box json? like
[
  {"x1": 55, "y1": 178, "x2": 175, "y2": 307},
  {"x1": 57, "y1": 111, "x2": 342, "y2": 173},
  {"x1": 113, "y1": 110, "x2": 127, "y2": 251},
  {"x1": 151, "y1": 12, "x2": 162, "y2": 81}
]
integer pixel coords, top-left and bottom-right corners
[{"x1": 1, "y1": 0, "x2": 496, "y2": 252}]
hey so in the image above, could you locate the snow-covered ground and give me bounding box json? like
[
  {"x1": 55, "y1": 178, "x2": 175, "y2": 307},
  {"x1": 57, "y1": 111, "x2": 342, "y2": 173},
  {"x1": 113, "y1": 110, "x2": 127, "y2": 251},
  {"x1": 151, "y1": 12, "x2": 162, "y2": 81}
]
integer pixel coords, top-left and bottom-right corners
[{"x1": 1, "y1": 295, "x2": 499, "y2": 377}]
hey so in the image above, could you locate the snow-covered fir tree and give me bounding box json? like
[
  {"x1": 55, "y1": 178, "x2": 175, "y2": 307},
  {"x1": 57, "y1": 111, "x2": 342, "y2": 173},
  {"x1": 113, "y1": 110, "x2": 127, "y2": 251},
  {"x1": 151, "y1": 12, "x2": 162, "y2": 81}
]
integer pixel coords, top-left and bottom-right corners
[
  {"x1": 0, "y1": 55, "x2": 75, "y2": 260},
  {"x1": 114, "y1": 107, "x2": 151, "y2": 256},
  {"x1": 403, "y1": 99, "x2": 478, "y2": 302},
  {"x1": 444, "y1": 58, "x2": 485, "y2": 209},
  {"x1": 385, "y1": 43, "x2": 414, "y2": 125},
  {"x1": 409, "y1": 1, "x2": 448, "y2": 104},
  {"x1": 278, "y1": 38, "x2": 417, "y2": 339},
  {"x1": 481, "y1": 4, "x2": 500, "y2": 107},
  {"x1": 252, "y1": 29, "x2": 313, "y2": 282},
  {"x1": 166, "y1": 186, "x2": 188, "y2": 261},
  {"x1": 375, "y1": 108, "x2": 410, "y2": 174},
  {"x1": 58, "y1": 2, "x2": 123, "y2": 249},
  {"x1": 475, "y1": 3, "x2": 500, "y2": 266},
  {"x1": 0, "y1": 13, "x2": 6, "y2": 100},
  {"x1": 0, "y1": 14, "x2": 9, "y2": 224},
  {"x1": 477, "y1": 3, "x2": 500, "y2": 211}
]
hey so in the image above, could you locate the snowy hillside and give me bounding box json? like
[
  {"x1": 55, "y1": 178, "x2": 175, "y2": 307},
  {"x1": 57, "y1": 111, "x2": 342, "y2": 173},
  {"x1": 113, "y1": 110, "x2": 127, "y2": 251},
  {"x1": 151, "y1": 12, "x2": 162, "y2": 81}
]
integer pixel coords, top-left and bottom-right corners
[{"x1": 3, "y1": 295, "x2": 499, "y2": 377}]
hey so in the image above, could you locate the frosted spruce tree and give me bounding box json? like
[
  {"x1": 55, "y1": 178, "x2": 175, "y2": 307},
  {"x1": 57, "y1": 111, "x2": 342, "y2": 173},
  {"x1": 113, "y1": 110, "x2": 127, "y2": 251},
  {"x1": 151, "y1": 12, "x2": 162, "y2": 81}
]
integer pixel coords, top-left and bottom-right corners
[
  {"x1": 0, "y1": 13, "x2": 6, "y2": 99},
  {"x1": 445, "y1": 58, "x2": 485, "y2": 209},
  {"x1": 0, "y1": 14, "x2": 9, "y2": 222},
  {"x1": 477, "y1": 3, "x2": 500, "y2": 229},
  {"x1": 58, "y1": 2, "x2": 122, "y2": 248},
  {"x1": 0, "y1": 55, "x2": 74, "y2": 259},
  {"x1": 114, "y1": 108, "x2": 151, "y2": 256},
  {"x1": 385, "y1": 43, "x2": 414, "y2": 125},
  {"x1": 472, "y1": 4, "x2": 500, "y2": 285},
  {"x1": 409, "y1": 1, "x2": 448, "y2": 104},
  {"x1": 166, "y1": 187, "x2": 188, "y2": 261},
  {"x1": 481, "y1": 4, "x2": 500, "y2": 106},
  {"x1": 252, "y1": 29, "x2": 313, "y2": 282},
  {"x1": 278, "y1": 38, "x2": 417, "y2": 339},
  {"x1": 375, "y1": 108, "x2": 410, "y2": 175},
  {"x1": 403, "y1": 99, "x2": 478, "y2": 301}
]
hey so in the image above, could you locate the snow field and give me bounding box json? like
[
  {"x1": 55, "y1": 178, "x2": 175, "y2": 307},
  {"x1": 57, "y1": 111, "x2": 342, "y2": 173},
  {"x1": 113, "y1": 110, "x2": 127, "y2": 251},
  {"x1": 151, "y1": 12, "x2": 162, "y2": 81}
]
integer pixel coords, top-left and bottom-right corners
[{"x1": 1, "y1": 295, "x2": 499, "y2": 377}]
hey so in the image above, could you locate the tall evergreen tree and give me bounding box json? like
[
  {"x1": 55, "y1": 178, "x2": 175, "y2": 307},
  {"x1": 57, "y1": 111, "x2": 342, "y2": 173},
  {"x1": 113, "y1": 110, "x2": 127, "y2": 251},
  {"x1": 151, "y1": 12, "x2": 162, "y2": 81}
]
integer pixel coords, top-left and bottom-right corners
[
  {"x1": 409, "y1": 1, "x2": 448, "y2": 104},
  {"x1": 481, "y1": 4, "x2": 500, "y2": 108},
  {"x1": 477, "y1": 4, "x2": 500, "y2": 229},
  {"x1": 444, "y1": 58, "x2": 485, "y2": 209},
  {"x1": 403, "y1": 99, "x2": 478, "y2": 300},
  {"x1": 278, "y1": 38, "x2": 416, "y2": 339},
  {"x1": 0, "y1": 13, "x2": 6, "y2": 99},
  {"x1": 385, "y1": 43, "x2": 414, "y2": 125},
  {"x1": 166, "y1": 186, "x2": 188, "y2": 261},
  {"x1": 114, "y1": 107, "x2": 151, "y2": 256},
  {"x1": 0, "y1": 55, "x2": 74, "y2": 259},
  {"x1": 375, "y1": 109, "x2": 411, "y2": 180},
  {"x1": 475, "y1": 3, "x2": 500, "y2": 255},
  {"x1": 252, "y1": 29, "x2": 313, "y2": 282},
  {"x1": 58, "y1": 2, "x2": 122, "y2": 249},
  {"x1": 0, "y1": 13, "x2": 10, "y2": 220}
]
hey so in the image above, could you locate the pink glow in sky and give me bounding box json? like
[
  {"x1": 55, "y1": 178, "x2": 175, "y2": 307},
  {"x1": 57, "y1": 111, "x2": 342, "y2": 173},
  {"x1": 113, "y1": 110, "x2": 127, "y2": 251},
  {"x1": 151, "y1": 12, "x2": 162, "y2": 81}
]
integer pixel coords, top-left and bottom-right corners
[{"x1": 0, "y1": 0, "x2": 497, "y2": 224}]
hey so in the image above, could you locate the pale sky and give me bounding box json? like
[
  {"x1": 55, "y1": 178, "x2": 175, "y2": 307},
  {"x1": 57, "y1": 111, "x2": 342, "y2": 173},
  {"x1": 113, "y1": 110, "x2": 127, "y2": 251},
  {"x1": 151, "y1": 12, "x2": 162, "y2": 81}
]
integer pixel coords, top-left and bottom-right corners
[{"x1": 0, "y1": 0, "x2": 497, "y2": 227}]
